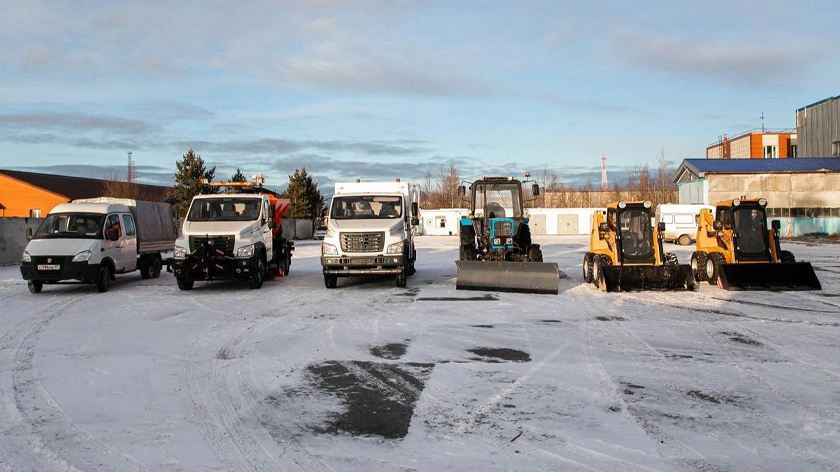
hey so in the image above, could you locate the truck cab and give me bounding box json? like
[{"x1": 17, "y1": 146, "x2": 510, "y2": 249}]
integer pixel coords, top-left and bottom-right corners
[
  {"x1": 321, "y1": 180, "x2": 420, "y2": 288},
  {"x1": 20, "y1": 200, "x2": 172, "y2": 293}
]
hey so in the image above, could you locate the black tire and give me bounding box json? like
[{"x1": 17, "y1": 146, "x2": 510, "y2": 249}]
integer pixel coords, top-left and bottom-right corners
[
  {"x1": 462, "y1": 244, "x2": 478, "y2": 262},
  {"x1": 592, "y1": 255, "x2": 611, "y2": 289},
  {"x1": 177, "y1": 276, "x2": 194, "y2": 291},
  {"x1": 527, "y1": 245, "x2": 543, "y2": 262},
  {"x1": 324, "y1": 274, "x2": 337, "y2": 289},
  {"x1": 459, "y1": 225, "x2": 476, "y2": 261},
  {"x1": 151, "y1": 256, "x2": 162, "y2": 278},
  {"x1": 663, "y1": 252, "x2": 679, "y2": 265},
  {"x1": 96, "y1": 265, "x2": 111, "y2": 293},
  {"x1": 583, "y1": 252, "x2": 594, "y2": 283},
  {"x1": 690, "y1": 251, "x2": 708, "y2": 281},
  {"x1": 139, "y1": 257, "x2": 151, "y2": 279},
  {"x1": 396, "y1": 266, "x2": 407, "y2": 288},
  {"x1": 678, "y1": 234, "x2": 692, "y2": 246},
  {"x1": 779, "y1": 250, "x2": 796, "y2": 264},
  {"x1": 249, "y1": 258, "x2": 265, "y2": 289},
  {"x1": 706, "y1": 253, "x2": 726, "y2": 286},
  {"x1": 408, "y1": 262, "x2": 416, "y2": 276},
  {"x1": 28, "y1": 280, "x2": 43, "y2": 294}
]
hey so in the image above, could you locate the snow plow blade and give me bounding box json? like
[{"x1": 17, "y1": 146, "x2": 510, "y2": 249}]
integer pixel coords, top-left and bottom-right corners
[
  {"x1": 600, "y1": 265, "x2": 697, "y2": 292},
  {"x1": 456, "y1": 260, "x2": 560, "y2": 295},
  {"x1": 718, "y1": 262, "x2": 821, "y2": 291}
]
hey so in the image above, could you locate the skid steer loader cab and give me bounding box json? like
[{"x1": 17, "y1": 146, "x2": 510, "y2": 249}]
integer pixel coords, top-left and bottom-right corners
[
  {"x1": 455, "y1": 175, "x2": 560, "y2": 294},
  {"x1": 585, "y1": 201, "x2": 697, "y2": 292},
  {"x1": 690, "y1": 198, "x2": 821, "y2": 290}
]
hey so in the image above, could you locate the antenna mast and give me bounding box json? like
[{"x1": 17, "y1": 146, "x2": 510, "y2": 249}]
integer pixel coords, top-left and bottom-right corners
[
  {"x1": 600, "y1": 155, "x2": 608, "y2": 190},
  {"x1": 127, "y1": 151, "x2": 135, "y2": 184}
]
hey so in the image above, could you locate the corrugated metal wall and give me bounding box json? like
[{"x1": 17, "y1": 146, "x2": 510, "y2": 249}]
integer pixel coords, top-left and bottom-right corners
[
  {"x1": 797, "y1": 98, "x2": 840, "y2": 157},
  {"x1": 707, "y1": 173, "x2": 840, "y2": 207}
]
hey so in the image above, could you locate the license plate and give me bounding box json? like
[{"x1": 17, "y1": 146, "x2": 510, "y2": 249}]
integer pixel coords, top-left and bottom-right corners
[{"x1": 37, "y1": 264, "x2": 60, "y2": 271}]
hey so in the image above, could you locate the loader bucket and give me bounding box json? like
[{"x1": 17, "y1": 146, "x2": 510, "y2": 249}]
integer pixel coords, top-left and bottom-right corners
[
  {"x1": 599, "y1": 264, "x2": 697, "y2": 292},
  {"x1": 718, "y1": 262, "x2": 821, "y2": 291},
  {"x1": 456, "y1": 260, "x2": 560, "y2": 295}
]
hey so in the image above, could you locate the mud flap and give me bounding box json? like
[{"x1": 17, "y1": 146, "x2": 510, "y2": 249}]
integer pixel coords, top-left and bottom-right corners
[
  {"x1": 718, "y1": 262, "x2": 821, "y2": 291},
  {"x1": 456, "y1": 260, "x2": 560, "y2": 295},
  {"x1": 600, "y1": 265, "x2": 697, "y2": 292}
]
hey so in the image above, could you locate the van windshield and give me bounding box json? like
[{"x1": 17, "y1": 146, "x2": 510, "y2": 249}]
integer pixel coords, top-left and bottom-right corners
[
  {"x1": 331, "y1": 196, "x2": 402, "y2": 219},
  {"x1": 33, "y1": 213, "x2": 104, "y2": 239},
  {"x1": 187, "y1": 198, "x2": 262, "y2": 222}
]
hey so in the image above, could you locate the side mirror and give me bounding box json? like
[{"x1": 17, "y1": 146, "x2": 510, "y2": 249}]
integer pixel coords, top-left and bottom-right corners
[
  {"x1": 713, "y1": 220, "x2": 723, "y2": 231},
  {"x1": 598, "y1": 222, "x2": 609, "y2": 233},
  {"x1": 532, "y1": 184, "x2": 540, "y2": 196},
  {"x1": 412, "y1": 201, "x2": 419, "y2": 217},
  {"x1": 26, "y1": 228, "x2": 33, "y2": 241},
  {"x1": 657, "y1": 222, "x2": 666, "y2": 233},
  {"x1": 457, "y1": 185, "x2": 466, "y2": 197},
  {"x1": 771, "y1": 220, "x2": 781, "y2": 231}
]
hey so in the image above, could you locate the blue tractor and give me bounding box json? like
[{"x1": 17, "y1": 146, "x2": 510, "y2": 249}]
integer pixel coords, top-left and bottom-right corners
[{"x1": 456, "y1": 176, "x2": 559, "y2": 294}]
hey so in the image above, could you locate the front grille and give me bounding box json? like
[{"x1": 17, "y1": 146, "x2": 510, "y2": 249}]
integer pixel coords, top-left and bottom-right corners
[
  {"x1": 340, "y1": 232, "x2": 384, "y2": 253},
  {"x1": 493, "y1": 221, "x2": 513, "y2": 238},
  {"x1": 190, "y1": 235, "x2": 235, "y2": 256}
]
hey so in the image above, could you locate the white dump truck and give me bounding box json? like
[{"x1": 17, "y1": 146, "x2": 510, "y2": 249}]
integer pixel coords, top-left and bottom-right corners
[
  {"x1": 20, "y1": 197, "x2": 177, "y2": 293},
  {"x1": 321, "y1": 180, "x2": 420, "y2": 288}
]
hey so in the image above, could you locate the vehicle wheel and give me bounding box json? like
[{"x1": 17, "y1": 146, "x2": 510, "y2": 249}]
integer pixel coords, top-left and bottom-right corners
[
  {"x1": 583, "y1": 252, "x2": 594, "y2": 283},
  {"x1": 28, "y1": 280, "x2": 43, "y2": 294},
  {"x1": 408, "y1": 262, "x2": 416, "y2": 276},
  {"x1": 248, "y1": 258, "x2": 265, "y2": 289},
  {"x1": 690, "y1": 251, "x2": 708, "y2": 281},
  {"x1": 678, "y1": 234, "x2": 692, "y2": 246},
  {"x1": 592, "y1": 255, "x2": 611, "y2": 289},
  {"x1": 527, "y1": 246, "x2": 543, "y2": 262},
  {"x1": 779, "y1": 250, "x2": 796, "y2": 264},
  {"x1": 96, "y1": 265, "x2": 111, "y2": 293},
  {"x1": 324, "y1": 274, "x2": 337, "y2": 289},
  {"x1": 151, "y1": 256, "x2": 162, "y2": 278},
  {"x1": 706, "y1": 253, "x2": 726, "y2": 286},
  {"x1": 396, "y1": 266, "x2": 407, "y2": 288},
  {"x1": 177, "y1": 276, "x2": 194, "y2": 291},
  {"x1": 140, "y1": 257, "x2": 151, "y2": 279},
  {"x1": 462, "y1": 244, "x2": 478, "y2": 261},
  {"x1": 663, "y1": 252, "x2": 679, "y2": 265}
]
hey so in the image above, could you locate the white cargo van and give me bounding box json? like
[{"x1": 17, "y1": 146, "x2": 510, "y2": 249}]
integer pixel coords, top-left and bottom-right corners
[
  {"x1": 20, "y1": 198, "x2": 176, "y2": 293},
  {"x1": 321, "y1": 180, "x2": 420, "y2": 288},
  {"x1": 655, "y1": 204, "x2": 714, "y2": 245}
]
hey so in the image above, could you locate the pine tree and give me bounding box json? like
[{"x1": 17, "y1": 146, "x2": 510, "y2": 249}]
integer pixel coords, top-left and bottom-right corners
[
  {"x1": 287, "y1": 168, "x2": 323, "y2": 221},
  {"x1": 231, "y1": 168, "x2": 247, "y2": 182},
  {"x1": 171, "y1": 148, "x2": 217, "y2": 216}
]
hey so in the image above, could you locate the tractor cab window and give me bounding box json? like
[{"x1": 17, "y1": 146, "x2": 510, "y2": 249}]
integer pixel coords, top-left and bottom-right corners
[
  {"x1": 473, "y1": 182, "x2": 521, "y2": 219},
  {"x1": 733, "y1": 207, "x2": 768, "y2": 255},
  {"x1": 618, "y1": 209, "x2": 652, "y2": 258}
]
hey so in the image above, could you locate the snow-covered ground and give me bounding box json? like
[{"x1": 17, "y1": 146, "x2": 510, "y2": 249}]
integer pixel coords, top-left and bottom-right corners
[{"x1": 1, "y1": 235, "x2": 839, "y2": 472}]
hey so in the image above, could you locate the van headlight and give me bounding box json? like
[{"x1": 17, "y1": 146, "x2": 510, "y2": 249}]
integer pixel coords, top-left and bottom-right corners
[
  {"x1": 322, "y1": 243, "x2": 338, "y2": 255},
  {"x1": 386, "y1": 241, "x2": 404, "y2": 254},
  {"x1": 72, "y1": 250, "x2": 91, "y2": 262},
  {"x1": 236, "y1": 244, "x2": 255, "y2": 258},
  {"x1": 22, "y1": 251, "x2": 31, "y2": 263},
  {"x1": 174, "y1": 245, "x2": 187, "y2": 259}
]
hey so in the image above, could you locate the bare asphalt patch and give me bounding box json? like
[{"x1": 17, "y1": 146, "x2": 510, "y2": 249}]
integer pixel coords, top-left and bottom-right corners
[
  {"x1": 369, "y1": 343, "x2": 407, "y2": 360},
  {"x1": 467, "y1": 347, "x2": 531, "y2": 363}
]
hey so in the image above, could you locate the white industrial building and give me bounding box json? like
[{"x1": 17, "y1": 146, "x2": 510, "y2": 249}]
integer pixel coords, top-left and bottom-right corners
[{"x1": 419, "y1": 208, "x2": 604, "y2": 236}]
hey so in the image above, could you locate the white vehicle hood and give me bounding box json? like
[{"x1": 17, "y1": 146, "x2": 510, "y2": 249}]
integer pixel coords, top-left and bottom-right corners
[
  {"x1": 182, "y1": 220, "x2": 258, "y2": 236},
  {"x1": 25, "y1": 238, "x2": 96, "y2": 256},
  {"x1": 331, "y1": 218, "x2": 404, "y2": 232}
]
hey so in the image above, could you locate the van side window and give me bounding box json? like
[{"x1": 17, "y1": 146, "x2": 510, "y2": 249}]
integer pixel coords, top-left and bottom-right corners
[
  {"x1": 105, "y1": 214, "x2": 122, "y2": 239},
  {"x1": 674, "y1": 214, "x2": 693, "y2": 224},
  {"x1": 122, "y1": 214, "x2": 136, "y2": 236},
  {"x1": 661, "y1": 215, "x2": 673, "y2": 224}
]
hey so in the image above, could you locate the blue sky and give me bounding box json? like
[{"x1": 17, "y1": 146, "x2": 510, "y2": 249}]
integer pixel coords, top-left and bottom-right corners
[{"x1": 0, "y1": 0, "x2": 838, "y2": 191}]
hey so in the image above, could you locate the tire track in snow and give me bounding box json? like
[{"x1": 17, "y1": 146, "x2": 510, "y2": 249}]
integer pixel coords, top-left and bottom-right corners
[{"x1": 2, "y1": 291, "x2": 149, "y2": 472}]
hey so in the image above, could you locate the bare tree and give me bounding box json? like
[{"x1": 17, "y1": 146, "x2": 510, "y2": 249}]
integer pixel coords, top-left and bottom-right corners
[
  {"x1": 102, "y1": 171, "x2": 143, "y2": 199},
  {"x1": 437, "y1": 162, "x2": 461, "y2": 208}
]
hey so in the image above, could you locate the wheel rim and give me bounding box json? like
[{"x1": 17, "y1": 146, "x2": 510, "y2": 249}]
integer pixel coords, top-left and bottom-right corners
[
  {"x1": 690, "y1": 256, "x2": 697, "y2": 272},
  {"x1": 706, "y1": 259, "x2": 715, "y2": 278}
]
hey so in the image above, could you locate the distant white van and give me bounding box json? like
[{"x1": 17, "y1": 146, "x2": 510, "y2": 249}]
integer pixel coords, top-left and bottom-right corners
[{"x1": 655, "y1": 204, "x2": 714, "y2": 245}]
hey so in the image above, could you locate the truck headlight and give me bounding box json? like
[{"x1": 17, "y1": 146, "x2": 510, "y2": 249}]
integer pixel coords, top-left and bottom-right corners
[
  {"x1": 236, "y1": 244, "x2": 255, "y2": 258},
  {"x1": 174, "y1": 245, "x2": 187, "y2": 259},
  {"x1": 322, "y1": 243, "x2": 338, "y2": 255},
  {"x1": 386, "y1": 241, "x2": 404, "y2": 254},
  {"x1": 72, "y1": 251, "x2": 91, "y2": 262},
  {"x1": 22, "y1": 251, "x2": 31, "y2": 263},
  {"x1": 493, "y1": 238, "x2": 501, "y2": 245}
]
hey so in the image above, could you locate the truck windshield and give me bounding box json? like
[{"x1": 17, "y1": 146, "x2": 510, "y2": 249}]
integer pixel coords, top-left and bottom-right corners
[
  {"x1": 618, "y1": 209, "x2": 653, "y2": 257},
  {"x1": 33, "y1": 213, "x2": 104, "y2": 239},
  {"x1": 734, "y1": 207, "x2": 767, "y2": 254},
  {"x1": 331, "y1": 196, "x2": 402, "y2": 219},
  {"x1": 474, "y1": 182, "x2": 521, "y2": 218},
  {"x1": 187, "y1": 198, "x2": 261, "y2": 222}
]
